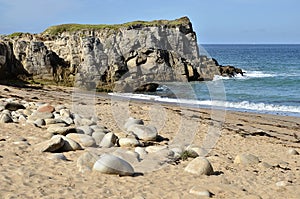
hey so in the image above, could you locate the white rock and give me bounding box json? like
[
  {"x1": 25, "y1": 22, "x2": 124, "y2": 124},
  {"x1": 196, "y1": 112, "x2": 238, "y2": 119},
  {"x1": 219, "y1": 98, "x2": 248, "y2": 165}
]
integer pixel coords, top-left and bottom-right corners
[
  {"x1": 184, "y1": 157, "x2": 214, "y2": 176},
  {"x1": 145, "y1": 145, "x2": 167, "y2": 153},
  {"x1": 93, "y1": 154, "x2": 135, "y2": 176},
  {"x1": 287, "y1": 148, "x2": 299, "y2": 155},
  {"x1": 0, "y1": 112, "x2": 13, "y2": 123},
  {"x1": 127, "y1": 124, "x2": 158, "y2": 141},
  {"x1": 99, "y1": 132, "x2": 118, "y2": 148},
  {"x1": 118, "y1": 137, "x2": 141, "y2": 147},
  {"x1": 77, "y1": 125, "x2": 93, "y2": 135},
  {"x1": 92, "y1": 131, "x2": 106, "y2": 145},
  {"x1": 189, "y1": 186, "x2": 212, "y2": 197}
]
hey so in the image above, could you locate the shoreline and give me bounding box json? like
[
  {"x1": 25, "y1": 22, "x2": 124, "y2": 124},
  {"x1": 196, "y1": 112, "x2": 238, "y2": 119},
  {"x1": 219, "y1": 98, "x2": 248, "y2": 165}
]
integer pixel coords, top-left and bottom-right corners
[{"x1": 0, "y1": 84, "x2": 299, "y2": 198}]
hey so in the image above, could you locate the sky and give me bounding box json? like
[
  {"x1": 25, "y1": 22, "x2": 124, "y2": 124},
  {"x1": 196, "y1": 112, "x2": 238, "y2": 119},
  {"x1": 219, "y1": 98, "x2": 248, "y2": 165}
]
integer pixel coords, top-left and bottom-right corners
[{"x1": 0, "y1": 0, "x2": 299, "y2": 44}]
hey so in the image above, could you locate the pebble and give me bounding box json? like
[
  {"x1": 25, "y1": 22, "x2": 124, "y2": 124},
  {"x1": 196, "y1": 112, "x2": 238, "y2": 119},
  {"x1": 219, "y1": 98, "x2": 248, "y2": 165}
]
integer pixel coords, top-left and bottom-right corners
[
  {"x1": 189, "y1": 186, "x2": 212, "y2": 197},
  {"x1": 77, "y1": 125, "x2": 93, "y2": 135},
  {"x1": 184, "y1": 157, "x2": 214, "y2": 176},
  {"x1": 287, "y1": 148, "x2": 299, "y2": 155},
  {"x1": 48, "y1": 153, "x2": 67, "y2": 161},
  {"x1": 93, "y1": 153, "x2": 135, "y2": 176},
  {"x1": 234, "y1": 154, "x2": 260, "y2": 165},
  {"x1": 92, "y1": 131, "x2": 106, "y2": 145}
]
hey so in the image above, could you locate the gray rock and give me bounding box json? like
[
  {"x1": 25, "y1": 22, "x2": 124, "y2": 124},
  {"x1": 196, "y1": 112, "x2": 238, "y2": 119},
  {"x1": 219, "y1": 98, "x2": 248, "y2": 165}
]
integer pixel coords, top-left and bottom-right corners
[
  {"x1": 127, "y1": 124, "x2": 158, "y2": 141},
  {"x1": 118, "y1": 137, "x2": 141, "y2": 147},
  {"x1": 77, "y1": 151, "x2": 99, "y2": 172},
  {"x1": 135, "y1": 147, "x2": 148, "y2": 158},
  {"x1": 61, "y1": 117, "x2": 73, "y2": 125},
  {"x1": 124, "y1": 117, "x2": 144, "y2": 130},
  {"x1": 234, "y1": 154, "x2": 260, "y2": 165},
  {"x1": 0, "y1": 112, "x2": 13, "y2": 123},
  {"x1": 184, "y1": 157, "x2": 214, "y2": 176},
  {"x1": 66, "y1": 133, "x2": 96, "y2": 147},
  {"x1": 112, "y1": 149, "x2": 141, "y2": 164},
  {"x1": 77, "y1": 125, "x2": 93, "y2": 135},
  {"x1": 92, "y1": 131, "x2": 106, "y2": 145},
  {"x1": 99, "y1": 132, "x2": 118, "y2": 148},
  {"x1": 93, "y1": 154, "x2": 135, "y2": 176},
  {"x1": 35, "y1": 136, "x2": 64, "y2": 152}
]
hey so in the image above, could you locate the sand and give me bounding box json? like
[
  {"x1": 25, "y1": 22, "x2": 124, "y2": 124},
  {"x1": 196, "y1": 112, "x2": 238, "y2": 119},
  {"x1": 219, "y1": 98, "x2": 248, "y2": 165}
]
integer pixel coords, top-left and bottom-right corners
[{"x1": 0, "y1": 84, "x2": 299, "y2": 199}]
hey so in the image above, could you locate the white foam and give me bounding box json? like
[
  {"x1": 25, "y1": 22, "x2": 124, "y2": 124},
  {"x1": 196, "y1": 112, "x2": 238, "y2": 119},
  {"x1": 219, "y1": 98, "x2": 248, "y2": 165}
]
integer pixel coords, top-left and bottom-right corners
[
  {"x1": 213, "y1": 70, "x2": 277, "y2": 81},
  {"x1": 109, "y1": 93, "x2": 300, "y2": 115}
]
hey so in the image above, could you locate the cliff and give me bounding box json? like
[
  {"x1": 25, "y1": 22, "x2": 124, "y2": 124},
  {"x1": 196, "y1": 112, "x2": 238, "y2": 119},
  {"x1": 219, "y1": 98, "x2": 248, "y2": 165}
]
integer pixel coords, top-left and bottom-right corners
[{"x1": 0, "y1": 17, "x2": 242, "y2": 91}]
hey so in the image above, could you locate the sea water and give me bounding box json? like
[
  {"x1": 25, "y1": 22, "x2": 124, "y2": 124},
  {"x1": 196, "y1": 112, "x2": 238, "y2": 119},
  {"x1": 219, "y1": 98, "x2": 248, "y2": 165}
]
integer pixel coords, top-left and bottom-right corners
[{"x1": 109, "y1": 44, "x2": 300, "y2": 117}]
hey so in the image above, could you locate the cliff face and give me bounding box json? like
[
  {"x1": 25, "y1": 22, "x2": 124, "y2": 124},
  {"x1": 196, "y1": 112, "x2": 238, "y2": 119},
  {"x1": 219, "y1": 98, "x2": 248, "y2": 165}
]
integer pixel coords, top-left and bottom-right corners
[{"x1": 0, "y1": 17, "x2": 227, "y2": 90}]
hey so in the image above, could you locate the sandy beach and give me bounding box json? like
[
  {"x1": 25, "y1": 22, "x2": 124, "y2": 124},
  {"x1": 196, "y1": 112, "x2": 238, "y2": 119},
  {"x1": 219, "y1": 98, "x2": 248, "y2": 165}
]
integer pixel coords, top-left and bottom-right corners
[{"x1": 0, "y1": 84, "x2": 299, "y2": 199}]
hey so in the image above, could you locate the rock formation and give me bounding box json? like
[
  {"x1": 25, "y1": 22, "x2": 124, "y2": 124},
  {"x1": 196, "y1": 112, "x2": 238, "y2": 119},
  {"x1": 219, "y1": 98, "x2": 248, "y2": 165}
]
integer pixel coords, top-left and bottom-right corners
[{"x1": 0, "y1": 17, "x2": 243, "y2": 90}]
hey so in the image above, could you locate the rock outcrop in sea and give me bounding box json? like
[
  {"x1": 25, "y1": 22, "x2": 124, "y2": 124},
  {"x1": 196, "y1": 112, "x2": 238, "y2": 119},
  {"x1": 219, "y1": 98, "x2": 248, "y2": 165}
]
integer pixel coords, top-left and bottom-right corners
[{"x1": 0, "y1": 17, "x2": 243, "y2": 90}]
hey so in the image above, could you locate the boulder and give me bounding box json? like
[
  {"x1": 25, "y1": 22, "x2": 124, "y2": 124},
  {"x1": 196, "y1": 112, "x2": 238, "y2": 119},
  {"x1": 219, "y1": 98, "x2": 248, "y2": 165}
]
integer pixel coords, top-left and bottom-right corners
[
  {"x1": 184, "y1": 157, "x2": 214, "y2": 176},
  {"x1": 93, "y1": 154, "x2": 135, "y2": 176},
  {"x1": 127, "y1": 124, "x2": 158, "y2": 141}
]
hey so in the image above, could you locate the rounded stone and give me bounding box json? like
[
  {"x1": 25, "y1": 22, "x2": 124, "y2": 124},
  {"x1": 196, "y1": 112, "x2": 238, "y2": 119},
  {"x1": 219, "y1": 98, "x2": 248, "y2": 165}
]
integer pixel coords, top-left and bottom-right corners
[
  {"x1": 37, "y1": 104, "x2": 55, "y2": 113},
  {"x1": 92, "y1": 131, "x2": 106, "y2": 145},
  {"x1": 184, "y1": 157, "x2": 214, "y2": 176},
  {"x1": 124, "y1": 117, "x2": 144, "y2": 130},
  {"x1": 127, "y1": 124, "x2": 158, "y2": 141},
  {"x1": 66, "y1": 133, "x2": 96, "y2": 147},
  {"x1": 99, "y1": 132, "x2": 118, "y2": 148},
  {"x1": 93, "y1": 154, "x2": 134, "y2": 176},
  {"x1": 118, "y1": 137, "x2": 141, "y2": 147},
  {"x1": 234, "y1": 154, "x2": 260, "y2": 165},
  {"x1": 287, "y1": 149, "x2": 299, "y2": 155}
]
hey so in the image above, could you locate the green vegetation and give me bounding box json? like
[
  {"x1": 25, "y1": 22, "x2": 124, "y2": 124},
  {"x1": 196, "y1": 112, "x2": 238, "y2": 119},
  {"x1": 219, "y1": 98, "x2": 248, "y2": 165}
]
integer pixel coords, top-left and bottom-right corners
[
  {"x1": 7, "y1": 32, "x2": 26, "y2": 38},
  {"x1": 179, "y1": 150, "x2": 199, "y2": 161},
  {"x1": 43, "y1": 16, "x2": 190, "y2": 36}
]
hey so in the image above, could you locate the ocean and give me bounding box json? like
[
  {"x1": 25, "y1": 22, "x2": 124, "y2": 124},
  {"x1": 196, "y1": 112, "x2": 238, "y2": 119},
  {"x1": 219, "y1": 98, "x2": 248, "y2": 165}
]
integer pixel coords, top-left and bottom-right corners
[{"x1": 110, "y1": 44, "x2": 300, "y2": 117}]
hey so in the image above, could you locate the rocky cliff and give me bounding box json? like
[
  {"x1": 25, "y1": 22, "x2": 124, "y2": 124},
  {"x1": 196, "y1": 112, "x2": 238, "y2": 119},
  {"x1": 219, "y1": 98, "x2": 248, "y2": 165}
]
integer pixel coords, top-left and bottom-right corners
[{"x1": 0, "y1": 17, "x2": 242, "y2": 91}]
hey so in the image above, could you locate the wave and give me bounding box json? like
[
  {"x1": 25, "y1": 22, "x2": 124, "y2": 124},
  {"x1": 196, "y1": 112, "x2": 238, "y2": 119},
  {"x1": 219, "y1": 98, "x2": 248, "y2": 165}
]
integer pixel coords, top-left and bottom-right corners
[
  {"x1": 108, "y1": 93, "x2": 300, "y2": 115},
  {"x1": 213, "y1": 70, "x2": 277, "y2": 81}
]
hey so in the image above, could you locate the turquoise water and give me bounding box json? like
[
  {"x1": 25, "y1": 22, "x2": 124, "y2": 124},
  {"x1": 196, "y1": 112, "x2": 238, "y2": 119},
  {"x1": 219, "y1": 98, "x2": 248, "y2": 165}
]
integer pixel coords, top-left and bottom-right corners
[{"x1": 110, "y1": 44, "x2": 300, "y2": 117}]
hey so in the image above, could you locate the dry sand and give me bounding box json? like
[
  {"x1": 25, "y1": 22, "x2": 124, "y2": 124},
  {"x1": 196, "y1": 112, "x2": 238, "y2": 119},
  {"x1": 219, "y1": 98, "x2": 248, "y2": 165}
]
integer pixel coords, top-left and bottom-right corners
[{"x1": 0, "y1": 84, "x2": 299, "y2": 199}]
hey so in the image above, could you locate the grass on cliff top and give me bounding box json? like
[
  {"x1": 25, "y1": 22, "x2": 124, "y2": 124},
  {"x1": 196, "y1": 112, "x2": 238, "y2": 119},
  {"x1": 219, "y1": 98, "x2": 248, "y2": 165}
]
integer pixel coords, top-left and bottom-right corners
[{"x1": 43, "y1": 16, "x2": 190, "y2": 35}]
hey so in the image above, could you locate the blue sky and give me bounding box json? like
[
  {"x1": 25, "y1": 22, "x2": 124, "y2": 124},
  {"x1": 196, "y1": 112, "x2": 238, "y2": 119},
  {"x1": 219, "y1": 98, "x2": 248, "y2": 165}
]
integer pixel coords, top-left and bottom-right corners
[{"x1": 0, "y1": 0, "x2": 299, "y2": 44}]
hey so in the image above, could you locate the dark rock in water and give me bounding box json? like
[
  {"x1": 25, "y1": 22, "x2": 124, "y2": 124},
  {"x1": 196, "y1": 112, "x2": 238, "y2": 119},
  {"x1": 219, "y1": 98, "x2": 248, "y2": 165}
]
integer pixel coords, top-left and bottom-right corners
[
  {"x1": 5, "y1": 102, "x2": 25, "y2": 111},
  {"x1": 134, "y1": 83, "x2": 159, "y2": 92},
  {"x1": 219, "y1": 65, "x2": 244, "y2": 77}
]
